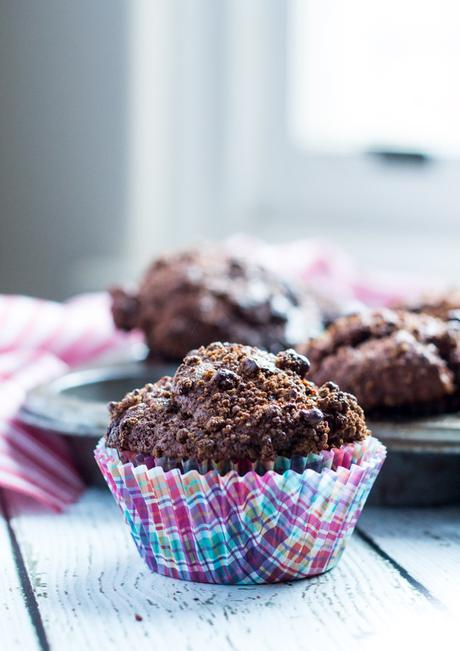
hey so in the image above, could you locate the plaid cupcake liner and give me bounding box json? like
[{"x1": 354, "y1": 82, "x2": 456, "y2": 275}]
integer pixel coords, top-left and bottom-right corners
[{"x1": 95, "y1": 437, "x2": 386, "y2": 584}]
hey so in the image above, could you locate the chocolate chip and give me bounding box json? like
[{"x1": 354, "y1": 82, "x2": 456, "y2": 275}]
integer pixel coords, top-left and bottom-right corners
[
  {"x1": 263, "y1": 405, "x2": 282, "y2": 426},
  {"x1": 324, "y1": 381, "x2": 339, "y2": 391},
  {"x1": 240, "y1": 357, "x2": 259, "y2": 376},
  {"x1": 275, "y1": 349, "x2": 311, "y2": 378},
  {"x1": 175, "y1": 428, "x2": 189, "y2": 443},
  {"x1": 177, "y1": 378, "x2": 193, "y2": 394},
  {"x1": 213, "y1": 368, "x2": 239, "y2": 390},
  {"x1": 299, "y1": 408, "x2": 324, "y2": 426}
]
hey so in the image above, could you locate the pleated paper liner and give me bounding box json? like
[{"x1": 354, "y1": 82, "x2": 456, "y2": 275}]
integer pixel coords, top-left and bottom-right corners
[{"x1": 95, "y1": 436, "x2": 386, "y2": 584}]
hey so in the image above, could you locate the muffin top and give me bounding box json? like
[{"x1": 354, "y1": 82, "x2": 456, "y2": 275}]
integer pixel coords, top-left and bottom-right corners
[
  {"x1": 111, "y1": 248, "x2": 321, "y2": 360},
  {"x1": 106, "y1": 342, "x2": 369, "y2": 462},
  {"x1": 304, "y1": 308, "x2": 460, "y2": 413}
]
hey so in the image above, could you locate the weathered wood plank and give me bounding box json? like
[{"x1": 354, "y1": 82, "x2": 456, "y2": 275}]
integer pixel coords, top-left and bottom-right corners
[
  {"x1": 0, "y1": 494, "x2": 40, "y2": 651},
  {"x1": 359, "y1": 506, "x2": 460, "y2": 613},
  {"x1": 6, "y1": 488, "x2": 440, "y2": 651}
]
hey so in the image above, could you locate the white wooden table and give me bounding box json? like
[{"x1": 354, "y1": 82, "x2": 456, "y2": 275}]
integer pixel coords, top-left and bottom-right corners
[{"x1": 1, "y1": 488, "x2": 459, "y2": 651}]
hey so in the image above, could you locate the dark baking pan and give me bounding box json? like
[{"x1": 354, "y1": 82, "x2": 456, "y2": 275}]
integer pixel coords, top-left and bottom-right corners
[
  {"x1": 367, "y1": 416, "x2": 460, "y2": 506},
  {"x1": 19, "y1": 363, "x2": 460, "y2": 503}
]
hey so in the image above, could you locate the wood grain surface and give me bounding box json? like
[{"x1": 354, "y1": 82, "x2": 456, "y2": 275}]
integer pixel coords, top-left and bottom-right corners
[
  {"x1": 0, "y1": 495, "x2": 39, "y2": 650},
  {"x1": 359, "y1": 506, "x2": 460, "y2": 611},
  {"x1": 1, "y1": 489, "x2": 458, "y2": 651}
]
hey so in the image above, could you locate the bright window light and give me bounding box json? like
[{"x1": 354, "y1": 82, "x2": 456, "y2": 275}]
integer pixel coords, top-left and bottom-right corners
[{"x1": 288, "y1": 0, "x2": 460, "y2": 156}]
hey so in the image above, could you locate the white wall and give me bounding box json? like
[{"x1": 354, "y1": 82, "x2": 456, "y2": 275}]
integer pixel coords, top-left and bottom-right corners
[
  {"x1": 0, "y1": 0, "x2": 130, "y2": 299},
  {"x1": 1, "y1": 1, "x2": 458, "y2": 300}
]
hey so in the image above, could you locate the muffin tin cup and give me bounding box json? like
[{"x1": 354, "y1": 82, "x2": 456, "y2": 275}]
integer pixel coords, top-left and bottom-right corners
[{"x1": 95, "y1": 437, "x2": 386, "y2": 585}]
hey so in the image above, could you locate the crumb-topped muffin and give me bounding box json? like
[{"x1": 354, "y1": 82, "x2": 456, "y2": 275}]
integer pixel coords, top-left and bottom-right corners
[
  {"x1": 110, "y1": 248, "x2": 321, "y2": 360},
  {"x1": 96, "y1": 341, "x2": 385, "y2": 584},
  {"x1": 106, "y1": 342, "x2": 369, "y2": 463},
  {"x1": 304, "y1": 308, "x2": 460, "y2": 414}
]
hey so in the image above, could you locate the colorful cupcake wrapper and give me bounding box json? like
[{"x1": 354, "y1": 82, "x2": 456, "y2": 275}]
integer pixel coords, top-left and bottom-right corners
[
  {"x1": 95, "y1": 437, "x2": 386, "y2": 585},
  {"x1": 114, "y1": 440, "x2": 377, "y2": 476}
]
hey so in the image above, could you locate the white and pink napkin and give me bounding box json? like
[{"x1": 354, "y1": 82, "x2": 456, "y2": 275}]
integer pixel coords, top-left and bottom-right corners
[{"x1": 0, "y1": 293, "x2": 139, "y2": 510}]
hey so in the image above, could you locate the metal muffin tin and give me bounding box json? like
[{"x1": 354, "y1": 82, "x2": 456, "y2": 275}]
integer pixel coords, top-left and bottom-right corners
[
  {"x1": 18, "y1": 362, "x2": 460, "y2": 504},
  {"x1": 367, "y1": 416, "x2": 460, "y2": 505}
]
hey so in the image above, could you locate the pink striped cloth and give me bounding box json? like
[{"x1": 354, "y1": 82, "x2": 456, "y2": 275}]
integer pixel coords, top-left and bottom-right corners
[{"x1": 0, "y1": 293, "x2": 138, "y2": 511}]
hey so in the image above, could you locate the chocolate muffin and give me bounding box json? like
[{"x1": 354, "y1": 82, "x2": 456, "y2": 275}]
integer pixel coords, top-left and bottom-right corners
[
  {"x1": 97, "y1": 341, "x2": 384, "y2": 584},
  {"x1": 304, "y1": 308, "x2": 460, "y2": 415},
  {"x1": 110, "y1": 248, "x2": 321, "y2": 360},
  {"x1": 106, "y1": 341, "x2": 369, "y2": 463}
]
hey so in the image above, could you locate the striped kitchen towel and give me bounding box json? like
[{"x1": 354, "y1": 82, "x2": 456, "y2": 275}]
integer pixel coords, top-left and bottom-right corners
[{"x1": 0, "y1": 293, "x2": 139, "y2": 511}]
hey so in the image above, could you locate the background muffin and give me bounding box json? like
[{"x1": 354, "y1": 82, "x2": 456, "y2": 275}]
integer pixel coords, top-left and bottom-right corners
[
  {"x1": 110, "y1": 247, "x2": 321, "y2": 361},
  {"x1": 304, "y1": 308, "x2": 460, "y2": 415}
]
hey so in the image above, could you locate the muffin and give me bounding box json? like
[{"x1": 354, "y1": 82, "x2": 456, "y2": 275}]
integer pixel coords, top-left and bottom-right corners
[
  {"x1": 95, "y1": 342, "x2": 385, "y2": 584},
  {"x1": 110, "y1": 247, "x2": 321, "y2": 360},
  {"x1": 304, "y1": 308, "x2": 460, "y2": 415}
]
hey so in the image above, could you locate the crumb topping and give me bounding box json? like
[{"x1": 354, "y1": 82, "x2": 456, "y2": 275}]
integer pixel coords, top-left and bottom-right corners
[{"x1": 106, "y1": 342, "x2": 369, "y2": 461}]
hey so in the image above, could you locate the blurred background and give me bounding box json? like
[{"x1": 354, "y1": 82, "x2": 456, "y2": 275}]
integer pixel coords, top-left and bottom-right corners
[{"x1": 1, "y1": 0, "x2": 459, "y2": 300}]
